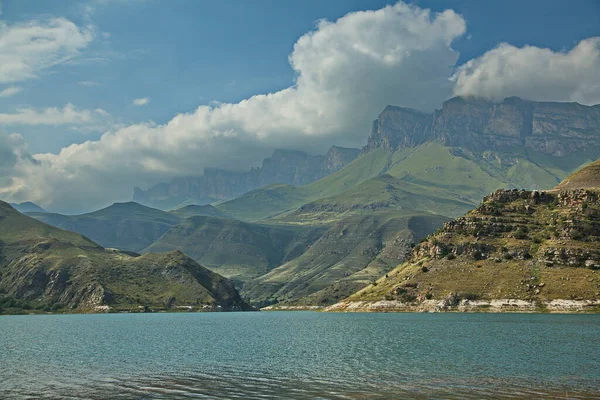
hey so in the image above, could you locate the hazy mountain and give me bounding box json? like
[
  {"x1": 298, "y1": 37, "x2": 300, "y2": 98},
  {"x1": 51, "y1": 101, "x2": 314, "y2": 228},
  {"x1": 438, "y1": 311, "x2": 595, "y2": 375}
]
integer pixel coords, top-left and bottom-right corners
[
  {"x1": 133, "y1": 146, "x2": 360, "y2": 210},
  {"x1": 9, "y1": 202, "x2": 46, "y2": 213},
  {"x1": 327, "y1": 160, "x2": 600, "y2": 313},
  {"x1": 28, "y1": 202, "x2": 181, "y2": 252},
  {"x1": 0, "y1": 202, "x2": 252, "y2": 314}
]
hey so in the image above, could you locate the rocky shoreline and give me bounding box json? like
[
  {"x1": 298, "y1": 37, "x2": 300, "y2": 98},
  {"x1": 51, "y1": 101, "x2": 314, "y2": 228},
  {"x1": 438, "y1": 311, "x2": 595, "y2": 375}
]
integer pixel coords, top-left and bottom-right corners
[{"x1": 325, "y1": 299, "x2": 600, "y2": 313}]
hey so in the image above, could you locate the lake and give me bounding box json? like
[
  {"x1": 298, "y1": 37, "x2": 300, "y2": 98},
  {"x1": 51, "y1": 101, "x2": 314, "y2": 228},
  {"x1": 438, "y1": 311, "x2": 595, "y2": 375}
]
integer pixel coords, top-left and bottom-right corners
[{"x1": 1, "y1": 312, "x2": 599, "y2": 399}]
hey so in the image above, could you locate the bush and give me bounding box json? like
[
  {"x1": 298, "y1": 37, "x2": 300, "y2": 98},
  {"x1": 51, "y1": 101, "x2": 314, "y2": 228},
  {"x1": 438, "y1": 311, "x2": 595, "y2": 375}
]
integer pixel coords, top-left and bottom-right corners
[
  {"x1": 447, "y1": 253, "x2": 456, "y2": 260},
  {"x1": 421, "y1": 266, "x2": 429, "y2": 273}
]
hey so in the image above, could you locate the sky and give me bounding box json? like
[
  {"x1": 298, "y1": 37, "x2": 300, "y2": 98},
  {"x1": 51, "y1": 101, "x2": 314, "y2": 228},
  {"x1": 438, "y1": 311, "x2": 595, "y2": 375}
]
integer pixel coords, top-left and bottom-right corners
[{"x1": 0, "y1": 0, "x2": 599, "y2": 213}]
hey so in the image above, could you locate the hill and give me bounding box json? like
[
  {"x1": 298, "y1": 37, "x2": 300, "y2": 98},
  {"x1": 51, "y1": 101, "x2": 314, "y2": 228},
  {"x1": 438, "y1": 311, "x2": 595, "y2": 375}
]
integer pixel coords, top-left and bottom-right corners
[
  {"x1": 29, "y1": 202, "x2": 181, "y2": 252},
  {"x1": 8, "y1": 202, "x2": 46, "y2": 213},
  {"x1": 0, "y1": 202, "x2": 252, "y2": 314},
  {"x1": 143, "y1": 216, "x2": 325, "y2": 285},
  {"x1": 327, "y1": 179, "x2": 600, "y2": 313},
  {"x1": 243, "y1": 210, "x2": 449, "y2": 306},
  {"x1": 553, "y1": 160, "x2": 600, "y2": 191}
]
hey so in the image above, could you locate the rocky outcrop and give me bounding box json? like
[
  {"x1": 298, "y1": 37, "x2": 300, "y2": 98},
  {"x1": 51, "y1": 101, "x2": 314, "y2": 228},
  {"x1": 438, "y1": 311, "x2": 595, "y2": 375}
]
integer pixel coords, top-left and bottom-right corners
[
  {"x1": 325, "y1": 167, "x2": 600, "y2": 313},
  {"x1": 133, "y1": 146, "x2": 359, "y2": 209},
  {"x1": 364, "y1": 96, "x2": 600, "y2": 157}
]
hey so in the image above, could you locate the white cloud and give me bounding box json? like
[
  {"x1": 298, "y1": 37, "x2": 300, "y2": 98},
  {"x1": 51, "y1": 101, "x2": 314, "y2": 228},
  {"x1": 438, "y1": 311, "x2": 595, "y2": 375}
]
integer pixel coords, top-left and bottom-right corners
[
  {"x1": 0, "y1": 131, "x2": 37, "y2": 190},
  {"x1": 452, "y1": 37, "x2": 600, "y2": 105},
  {"x1": 0, "y1": 104, "x2": 109, "y2": 126},
  {"x1": 0, "y1": 18, "x2": 94, "y2": 84},
  {"x1": 1, "y1": 2, "x2": 467, "y2": 212},
  {"x1": 133, "y1": 97, "x2": 150, "y2": 106},
  {"x1": 0, "y1": 86, "x2": 22, "y2": 97}
]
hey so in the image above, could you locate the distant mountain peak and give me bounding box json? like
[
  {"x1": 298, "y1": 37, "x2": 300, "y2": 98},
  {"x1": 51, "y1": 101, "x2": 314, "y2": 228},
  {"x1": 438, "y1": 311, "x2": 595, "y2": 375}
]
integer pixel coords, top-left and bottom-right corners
[{"x1": 7, "y1": 201, "x2": 46, "y2": 214}]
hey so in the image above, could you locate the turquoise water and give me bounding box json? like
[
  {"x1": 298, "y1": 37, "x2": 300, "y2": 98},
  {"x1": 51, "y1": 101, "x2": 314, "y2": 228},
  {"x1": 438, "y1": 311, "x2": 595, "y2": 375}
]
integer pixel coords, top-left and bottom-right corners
[{"x1": 1, "y1": 312, "x2": 599, "y2": 399}]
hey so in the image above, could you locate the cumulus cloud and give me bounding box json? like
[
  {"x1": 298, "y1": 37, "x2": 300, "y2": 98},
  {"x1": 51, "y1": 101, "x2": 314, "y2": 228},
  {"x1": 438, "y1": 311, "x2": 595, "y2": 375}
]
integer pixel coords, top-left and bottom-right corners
[
  {"x1": 0, "y1": 104, "x2": 109, "y2": 126},
  {"x1": 132, "y1": 97, "x2": 150, "y2": 106},
  {"x1": 0, "y1": 86, "x2": 22, "y2": 97},
  {"x1": 0, "y1": 2, "x2": 467, "y2": 212},
  {"x1": 0, "y1": 18, "x2": 94, "y2": 84},
  {"x1": 452, "y1": 37, "x2": 600, "y2": 105},
  {"x1": 0, "y1": 131, "x2": 37, "y2": 190}
]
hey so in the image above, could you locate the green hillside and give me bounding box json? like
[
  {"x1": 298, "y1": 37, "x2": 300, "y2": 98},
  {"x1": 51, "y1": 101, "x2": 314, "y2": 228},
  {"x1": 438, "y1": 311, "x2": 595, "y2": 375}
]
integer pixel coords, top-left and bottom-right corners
[
  {"x1": 242, "y1": 210, "x2": 449, "y2": 306},
  {"x1": 217, "y1": 149, "x2": 392, "y2": 221},
  {"x1": 143, "y1": 216, "x2": 325, "y2": 285},
  {"x1": 217, "y1": 143, "x2": 585, "y2": 223},
  {"x1": 0, "y1": 202, "x2": 252, "y2": 314},
  {"x1": 29, "y1": 202, "x2": 181, "y2": 252}
]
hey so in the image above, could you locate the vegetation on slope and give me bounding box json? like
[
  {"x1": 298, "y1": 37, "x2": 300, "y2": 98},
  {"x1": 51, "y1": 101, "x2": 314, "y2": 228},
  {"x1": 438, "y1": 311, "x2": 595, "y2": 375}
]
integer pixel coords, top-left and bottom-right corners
[
  {"x1": 242, "y1": 210, "x2": 449, "y2": 306},
  {"x1": 143, "y1": 216, "x2": 326, "y2": 285},
  {"x1": 0, "y1": 202, "x2": 252, "y2": 314}
]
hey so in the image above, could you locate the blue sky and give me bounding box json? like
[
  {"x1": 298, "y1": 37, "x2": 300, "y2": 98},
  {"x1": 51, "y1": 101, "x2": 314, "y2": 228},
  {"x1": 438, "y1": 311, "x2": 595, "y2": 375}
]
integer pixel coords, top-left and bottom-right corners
[
  {"x1": 0, "y1": 0, "x2": 599, "y2": 211},
  {"x1": 1, "y1": 0, "x2": 599, "y2": 153}
]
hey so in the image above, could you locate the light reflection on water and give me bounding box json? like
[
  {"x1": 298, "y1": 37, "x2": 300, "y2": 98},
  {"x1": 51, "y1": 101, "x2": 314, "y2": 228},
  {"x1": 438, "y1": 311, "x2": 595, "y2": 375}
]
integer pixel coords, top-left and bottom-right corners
[{"x1": 1, "y1": 312, "x2": 599, "y2": 399}]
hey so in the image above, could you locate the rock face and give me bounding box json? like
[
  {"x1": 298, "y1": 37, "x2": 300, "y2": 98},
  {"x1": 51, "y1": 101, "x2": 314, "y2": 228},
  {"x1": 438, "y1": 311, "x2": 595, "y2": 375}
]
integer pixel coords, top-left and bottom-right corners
[
  {"x1": 0, "y1": 202, "x2": 253, "y2": 313},
  {"x1": 364, "y1": 96, "x2": 600, "y2": 157},
  {"x1": 327, "y1": 161, "x2": 600, "y2": 312},
  {"x1": 133, "y1": 146, "x2": 360, "y2": 209}
]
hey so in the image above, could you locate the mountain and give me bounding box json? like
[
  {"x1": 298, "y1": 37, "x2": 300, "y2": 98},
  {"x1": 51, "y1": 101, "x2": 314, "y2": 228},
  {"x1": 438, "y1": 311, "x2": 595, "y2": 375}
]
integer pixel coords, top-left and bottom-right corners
[
  {"x1": 133, "y1": 146, "x2": 360, "y2": 209},
  {"x1": 220, "y1": 97, "x2": 598, "y2": 222},
  {"x1": 327, "y1": 161, "x2": 600, "y2": 313},
  {"x1": 0, "y1": 202, "x2": 252, "y2": 314},
  {"x1": 143, "y1": 216, "x2": 326, "y2": 285},
  {"x1": 9, "y1": 202, "x2": 46, "y2": 213},
  {"x1": 29, "y1": 202, "x2": 181, "y2": 252}
]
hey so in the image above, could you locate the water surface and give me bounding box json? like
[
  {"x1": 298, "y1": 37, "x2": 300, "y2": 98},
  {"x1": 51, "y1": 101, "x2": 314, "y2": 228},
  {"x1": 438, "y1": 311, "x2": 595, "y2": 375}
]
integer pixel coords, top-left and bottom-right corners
[{"x1": 1, "y1": 312, "x2": 599, "y2": 399}]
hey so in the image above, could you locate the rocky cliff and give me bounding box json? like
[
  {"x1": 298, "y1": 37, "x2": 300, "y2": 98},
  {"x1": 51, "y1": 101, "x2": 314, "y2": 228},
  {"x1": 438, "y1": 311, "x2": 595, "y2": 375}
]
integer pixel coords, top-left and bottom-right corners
[
  {"x1": 364, "y1": 96, "x2": 600, "y2": 157},
  {"x1": 327, "y1": 161, "x2": 600, "y2": 313},
  {"x1": 133, "y1": 146, "x2": 359, "y2": 209}
]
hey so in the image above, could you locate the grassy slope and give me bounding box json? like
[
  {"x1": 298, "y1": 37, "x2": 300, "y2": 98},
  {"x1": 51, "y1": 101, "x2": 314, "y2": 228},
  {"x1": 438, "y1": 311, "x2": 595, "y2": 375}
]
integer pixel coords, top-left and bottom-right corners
[
  {"x1": 217, "y1": 143, "x2": 585, "y2": 223},
  {"x1": 29, "y1": 202, "x2": 181, "y2": 252},
  {"x1": 143, "y1": 216, "x2": 326, "y2": 285},
  {"x1": 0, "y1": 202, "x2": 251, "y2": 313},
  {"x1": 217, "y1": 149, "x2": 392, "y2": 221},
  {"x1": 241, "y1": 209, "x2": 449, "y2": 306}
]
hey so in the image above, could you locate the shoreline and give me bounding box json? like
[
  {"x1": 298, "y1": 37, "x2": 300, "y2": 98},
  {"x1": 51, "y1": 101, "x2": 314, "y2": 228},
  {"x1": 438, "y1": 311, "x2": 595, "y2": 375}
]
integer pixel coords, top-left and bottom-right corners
[{"x1": 324, "y1": 298, "x2": 600, "y2": 313}]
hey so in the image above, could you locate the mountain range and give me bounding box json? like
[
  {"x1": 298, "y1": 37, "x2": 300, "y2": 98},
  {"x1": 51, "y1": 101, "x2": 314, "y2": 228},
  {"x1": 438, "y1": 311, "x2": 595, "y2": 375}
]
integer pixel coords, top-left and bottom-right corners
[{"x1": 7, "y1": 95, "x2": 600, "y2": 312}]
